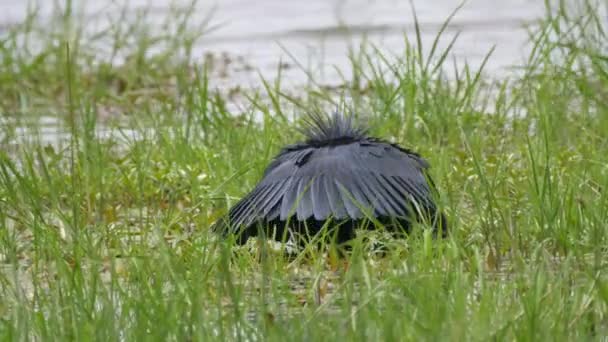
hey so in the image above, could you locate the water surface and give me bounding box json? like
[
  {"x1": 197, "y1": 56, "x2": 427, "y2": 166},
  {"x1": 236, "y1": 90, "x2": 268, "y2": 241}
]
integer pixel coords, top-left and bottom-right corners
[
  {"x1": 1, "y1": 0, "x2": 545, "y2": 88},
  {"x1": 0, "y1": 0, "x2": 546, "y2": 147}
]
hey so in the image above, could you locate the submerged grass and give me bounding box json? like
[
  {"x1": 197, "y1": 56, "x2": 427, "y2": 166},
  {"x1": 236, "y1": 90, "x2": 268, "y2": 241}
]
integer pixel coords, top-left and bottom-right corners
[{"x1": 1, "y1": 0, "x2": 608, "y2": 340}]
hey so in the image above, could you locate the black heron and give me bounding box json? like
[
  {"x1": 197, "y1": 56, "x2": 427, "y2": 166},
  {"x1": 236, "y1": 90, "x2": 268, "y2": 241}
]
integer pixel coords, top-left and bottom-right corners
[{"x1": 215, "y1": 112, "x2": 447, "y2": 245}]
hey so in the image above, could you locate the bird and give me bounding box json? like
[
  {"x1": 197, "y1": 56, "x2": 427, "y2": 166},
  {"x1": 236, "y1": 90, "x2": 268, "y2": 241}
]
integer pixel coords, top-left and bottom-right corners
[{"x1": 215, "y1": 111, "x2": 447, "y2": 246}]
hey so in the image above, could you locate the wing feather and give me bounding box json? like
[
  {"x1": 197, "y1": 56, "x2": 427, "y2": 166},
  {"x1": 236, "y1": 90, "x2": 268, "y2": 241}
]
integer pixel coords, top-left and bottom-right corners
[
  {"x1": 335, "y1": 179, "x2": 360, "y2": 219},
  {"x1": 280, "y1": 179, "x2": 299, "y2": 220},
  {"x1": 323, "y1": 173, "x2": 347, "y2": 219},
  {"x1": 296, "y1": 176, "x2": 314, "y2": 220},
  {"x1": 366, "y1": 175, "x2": 401, "y2": 216},
  {"x1": 230, "y1": 178, "x2": 288, "y2": 228},
  {"x1": 375, "y1": 174, "x2": 410, "y2": 215},
  {"x1": 229, "y1": 184, "x2": 268, "y2": 227},
  {"x1": 343, "y1": 176, "x2": 374, "y2": 217},
  {"x1": 225, "y1": 138, "x2": 437, "y2": 234},
  {"x1": 392, "y1": 175, "x2": 432, "y2": 208},
  {"x1": 259, "y1": 178, "x2": 291, "y2": 217},
  {"x1": 311, "y1": 174, "x2": 331, "y2": 220}
]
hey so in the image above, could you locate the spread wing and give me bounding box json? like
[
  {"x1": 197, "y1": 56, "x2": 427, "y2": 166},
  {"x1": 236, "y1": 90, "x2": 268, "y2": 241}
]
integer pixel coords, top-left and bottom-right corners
[{"x1": 223, "y1": 140, "x2": 436, "y2": 234}]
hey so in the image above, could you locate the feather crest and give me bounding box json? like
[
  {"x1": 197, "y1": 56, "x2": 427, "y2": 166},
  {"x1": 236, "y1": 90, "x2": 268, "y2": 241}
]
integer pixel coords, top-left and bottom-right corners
[{"x1": 300, "y1": 111, "x2": 368, "y2": 146}]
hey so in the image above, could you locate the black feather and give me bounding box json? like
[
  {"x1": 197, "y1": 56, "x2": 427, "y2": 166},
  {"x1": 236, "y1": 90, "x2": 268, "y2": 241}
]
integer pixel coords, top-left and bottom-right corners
[
  {"x1": 300, "y1": 111, "x2": 368, "y2": 146},
  {"x1": 214, "y1": 111, "x2": 447, "y2": 245}
]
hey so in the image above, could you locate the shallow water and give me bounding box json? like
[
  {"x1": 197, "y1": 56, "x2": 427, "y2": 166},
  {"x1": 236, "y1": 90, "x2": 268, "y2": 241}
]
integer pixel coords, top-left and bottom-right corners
[
  {"x1": 0, "y1": 0, "x2": 545, "y2": 147},
  {"x1": 1, "y1": 0, "x2": 545, "y2": 87}
]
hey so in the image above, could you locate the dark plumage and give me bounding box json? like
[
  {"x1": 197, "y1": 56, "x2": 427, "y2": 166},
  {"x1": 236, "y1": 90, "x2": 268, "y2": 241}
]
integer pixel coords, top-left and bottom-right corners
[{"x1": 216, "y1": 112, "x2": 447, "y2": 245}]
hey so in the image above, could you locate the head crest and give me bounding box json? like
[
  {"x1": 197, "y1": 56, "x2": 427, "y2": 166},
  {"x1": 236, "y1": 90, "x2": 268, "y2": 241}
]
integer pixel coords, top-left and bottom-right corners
[{"x1": 300, "y1": 111, "x2": 368, "y2": 146}]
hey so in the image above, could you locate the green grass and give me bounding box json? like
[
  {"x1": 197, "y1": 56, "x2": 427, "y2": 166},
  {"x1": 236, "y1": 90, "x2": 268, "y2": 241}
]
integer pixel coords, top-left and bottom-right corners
[{"x1": 1, "y1": 0, "x2": 608, "y2": 340}]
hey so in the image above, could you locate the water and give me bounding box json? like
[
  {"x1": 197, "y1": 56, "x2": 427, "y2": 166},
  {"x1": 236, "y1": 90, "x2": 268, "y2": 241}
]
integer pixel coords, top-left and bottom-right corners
[
  {"x1": 198, "y1": 0, "x2": 544, "y2": 85},
  {"x1": 0, "y1": 0, "x2": 545, "y2": 146},
  {"x1": 1, "y1": 0, "x2": 545, "y2": 87}
]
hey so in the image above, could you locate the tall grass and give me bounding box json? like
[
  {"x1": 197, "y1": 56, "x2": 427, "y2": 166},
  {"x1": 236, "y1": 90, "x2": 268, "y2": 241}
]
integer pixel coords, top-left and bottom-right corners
[{"x1": 1, "y1": 0, "x2": 607, "y2": 340}]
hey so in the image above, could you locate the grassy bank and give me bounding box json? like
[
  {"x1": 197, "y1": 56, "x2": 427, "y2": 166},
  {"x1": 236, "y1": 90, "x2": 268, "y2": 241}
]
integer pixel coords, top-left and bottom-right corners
[{"x1": 1, "y1": 1, "x2": 607, "y2": 340}]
